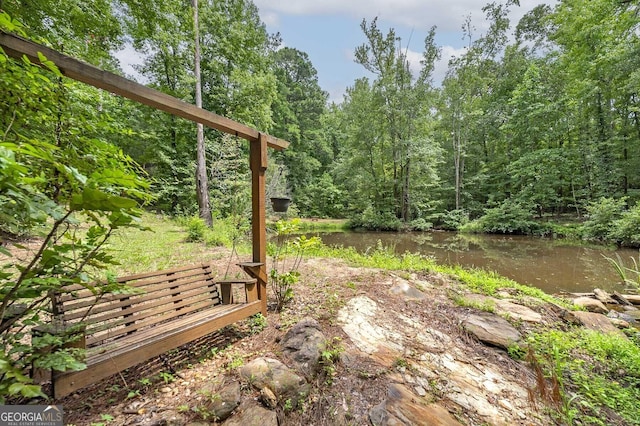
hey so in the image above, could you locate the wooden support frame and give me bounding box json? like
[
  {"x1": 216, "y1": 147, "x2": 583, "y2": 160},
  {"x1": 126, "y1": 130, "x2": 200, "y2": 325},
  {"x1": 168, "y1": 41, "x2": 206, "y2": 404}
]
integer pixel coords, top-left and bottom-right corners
[
  {"x1": 0, "y1": 32, "x2": 288, "y2": 150},
  {"x1": 0, "y1": 32, "x2": 288, "y2": 342},
  {"x1": 249, "y1": 134, "x2": 268, "y2": 315}
]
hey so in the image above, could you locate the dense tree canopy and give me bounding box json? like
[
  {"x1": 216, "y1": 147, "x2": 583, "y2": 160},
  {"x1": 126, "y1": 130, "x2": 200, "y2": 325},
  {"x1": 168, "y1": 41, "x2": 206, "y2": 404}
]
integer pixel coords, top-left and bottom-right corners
[{"x1": 2, "y1": 0, "x2": 640, "y2": 230}]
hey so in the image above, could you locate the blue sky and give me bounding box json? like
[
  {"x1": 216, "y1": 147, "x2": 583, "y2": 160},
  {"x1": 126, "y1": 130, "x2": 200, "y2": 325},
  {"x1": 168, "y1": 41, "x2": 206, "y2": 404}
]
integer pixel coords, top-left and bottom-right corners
[
  {"x1": 117, "y1": 1, "x2": 553, "y2": 103},
  {"x1": 254, "y1": 0, "x2": 553, "y2": 102}
]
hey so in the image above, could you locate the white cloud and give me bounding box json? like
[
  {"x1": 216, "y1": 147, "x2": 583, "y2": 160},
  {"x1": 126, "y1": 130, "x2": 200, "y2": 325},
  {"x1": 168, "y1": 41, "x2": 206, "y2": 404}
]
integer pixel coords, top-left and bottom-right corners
[
  {"x1": 261, "y1": 11, "x2": 280, "y2": 27},
  {"x1": 433, "y1": 45, "x2": 467, "y2": 84},
  {"x1": 254, "y1": 0, "x2": 556, "y2": 34},
  {"x1": 405, "y1": 48, "x2": 423, "y2": 77},
  {"x1": 114, "y1": 43, "x2": 146, "y2": 82},
  {"x1": 254, "y1": 0, "x2": 492, "y2": 32}
]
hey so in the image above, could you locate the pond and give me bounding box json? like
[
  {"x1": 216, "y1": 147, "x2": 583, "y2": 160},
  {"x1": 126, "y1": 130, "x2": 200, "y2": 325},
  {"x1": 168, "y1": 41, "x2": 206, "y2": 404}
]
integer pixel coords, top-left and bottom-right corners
[{"x1": 310, "y1": 231, "x2": 640, "y2": 294}]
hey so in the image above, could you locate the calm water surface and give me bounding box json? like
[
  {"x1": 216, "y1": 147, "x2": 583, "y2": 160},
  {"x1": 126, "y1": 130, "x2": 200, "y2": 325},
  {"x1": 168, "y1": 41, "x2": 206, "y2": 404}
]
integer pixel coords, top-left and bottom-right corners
[{"x1": 312, "y1": 231, "x2": 639, "y2": 294}]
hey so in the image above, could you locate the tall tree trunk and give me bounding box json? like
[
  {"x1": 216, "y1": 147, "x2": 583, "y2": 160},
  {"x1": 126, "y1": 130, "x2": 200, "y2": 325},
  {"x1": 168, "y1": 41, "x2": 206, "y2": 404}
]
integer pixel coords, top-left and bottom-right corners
[
  {"x1": 193, "y1": 0, "x2": 212, "y2": 226},
  {"x1": 402, "y1": 156, "x2": 410, "y2": 222}
]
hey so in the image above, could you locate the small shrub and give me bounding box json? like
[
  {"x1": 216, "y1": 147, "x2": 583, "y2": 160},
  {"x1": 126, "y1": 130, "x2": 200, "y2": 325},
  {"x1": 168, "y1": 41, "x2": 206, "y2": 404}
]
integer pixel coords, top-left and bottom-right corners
[
  {"x1": 409, "y1": 218, "x2": 433, "y2": 231},
  {"x1": 469, "y1": 199, "x2": 544, "y2": 235},
  {"x1": 247, "y1": 313, "x2": 267, "y2": 335},
  {"x1": 610, "y1": 203, "x2": 640, "y2": 247},
  {"x1": 582, "y1": 197, "x2": 626, "y2": 242},
  {"x1": 320, "y1": 337, "x2": 344, "y2": 385},
  {"x1": 439, "y1": 209, "x2": 469, "y2": 231},
  {"x1": 349, "y1": 207, "x2": 402, "y2": 231},
  {"x1": 268, "y1": 219, "x2": 321, "y2": 311},
  {"x1": 186, "y1": 216, "x2": 208, "y2": 242}
]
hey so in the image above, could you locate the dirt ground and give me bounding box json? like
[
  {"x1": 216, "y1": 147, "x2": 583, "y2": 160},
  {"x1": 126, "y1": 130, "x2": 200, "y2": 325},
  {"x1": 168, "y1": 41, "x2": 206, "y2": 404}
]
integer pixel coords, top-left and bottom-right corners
[{"x1": 48, "y1": 252, "x2": 546, "y2": 425}]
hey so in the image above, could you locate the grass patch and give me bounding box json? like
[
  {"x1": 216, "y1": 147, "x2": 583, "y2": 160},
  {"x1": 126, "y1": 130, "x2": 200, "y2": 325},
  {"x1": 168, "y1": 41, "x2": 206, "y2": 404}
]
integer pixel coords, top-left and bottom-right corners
[
  {"x1": 295, "y1": 218, "x2": 350, "y2": 232},
  {"x1": 527, "y1": 328, "x2": 640, "y2": 425},
  {"x1": 105, "y1": 213, "x2": 245, "y2": 275},
  {"x1": 308, "y1": 240, "x2": 571, "y2": 307}
]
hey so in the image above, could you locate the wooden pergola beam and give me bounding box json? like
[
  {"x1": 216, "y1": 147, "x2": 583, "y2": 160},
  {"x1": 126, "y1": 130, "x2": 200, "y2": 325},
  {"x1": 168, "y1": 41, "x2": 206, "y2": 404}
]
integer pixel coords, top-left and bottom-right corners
[
  {"x1": 0, "y1": 31, "x2": 288, "y2": 150},
  {"x1": 1, "y1": 30, "x2": 287, "y2": 317}
]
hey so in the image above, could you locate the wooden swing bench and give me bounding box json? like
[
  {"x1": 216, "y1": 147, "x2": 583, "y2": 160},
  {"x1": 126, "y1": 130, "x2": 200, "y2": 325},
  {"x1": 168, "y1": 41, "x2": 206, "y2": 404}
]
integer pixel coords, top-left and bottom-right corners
[{"x1": 46, "y1": 262, "x2": 262, "y2": 399}]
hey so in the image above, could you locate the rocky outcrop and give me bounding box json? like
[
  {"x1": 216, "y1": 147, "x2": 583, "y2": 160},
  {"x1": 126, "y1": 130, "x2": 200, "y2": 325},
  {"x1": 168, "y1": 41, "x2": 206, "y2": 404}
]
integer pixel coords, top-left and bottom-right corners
[
  {"x1": 572, "y1": 296, "x2": 609, "y2": 314},
  {"x1": 281, "y1": 317, "x2": 326, "y2": 375},
  {"x1": 338, "y1": 295, "x2": 538, "y2": 425},
  {"x1": 202, "y1": 381, "x2": 241, "y2": 421},
  {"x1": 369, "y1": 383, "x2": 463, "y2": 426},
  {"x1": 462, "y1": 311, "x2": 522, "y2": 349},
  {"x1": 222, "y1": 402, "x2": 278, "y2": 426},
  {"x1": 462, "y1": 293, "x2": 542, "y2": 323},
  {"x1": 239, "y1": 357, "x2": 309, "y2": 409},
  {"x1": 566, "y1": 311, "x2": 626, "y2": 336}
]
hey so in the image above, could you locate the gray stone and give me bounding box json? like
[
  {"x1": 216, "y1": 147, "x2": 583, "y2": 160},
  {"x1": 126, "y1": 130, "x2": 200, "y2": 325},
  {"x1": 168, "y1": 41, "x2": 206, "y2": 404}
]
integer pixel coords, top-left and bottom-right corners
[
  {"x1": 369, "y1": 383, "x2": 463, "y2": 426},
  {"x1": 240, "y1": 357, "x2": 309, "y2": 409},
  {"x1": 389, "y1": 276, "x2": 427, "y2": 300},
  {"x1": 463, "y1": 293, "x2": 542, "y2": 323},
  {"x1": 462, "y1": 312, "x2": 522, "y2": 350},
  {"x1": 281, "y1": 317, "x2": 326, "y2": 375},
  {"x1": 203, "y1": 381, "x2": 241, "y2": 422},
  {"x1": 594, "y1": 288, "x2": 615, "y2": 304},
  {"x1": 609, "y1": 318, "x2": 630, "y2": 329},
  {"x1": 573, "y1": 296, "x2": 609, "y2": 314},
  {"x1": 569, "y1": 311, "x2": 626, "y2": 336},
  {"x1": 143, "y1": 413, "x2": 188, "y2": 426},
  {"x1": 223, "y1": 403, "x2": 277, "y2": 426}
]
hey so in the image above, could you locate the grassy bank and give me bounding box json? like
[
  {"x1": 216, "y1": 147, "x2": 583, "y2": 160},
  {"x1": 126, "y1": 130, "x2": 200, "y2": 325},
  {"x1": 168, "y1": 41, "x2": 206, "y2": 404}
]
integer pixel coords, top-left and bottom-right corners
[{"x1": 109, "y1": 214, "x2": 640, "y2": 426}]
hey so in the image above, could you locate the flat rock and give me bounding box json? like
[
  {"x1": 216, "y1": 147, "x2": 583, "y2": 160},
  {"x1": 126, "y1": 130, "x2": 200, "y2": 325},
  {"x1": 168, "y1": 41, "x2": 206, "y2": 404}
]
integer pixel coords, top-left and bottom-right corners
[
  {"x1": 281, "y1": 317, "x2": 326, "y2": 375},
  {"x1": 609, "y1": 318, "x2": 630, "y2": 329},
  {"x1": 203, "y1": 381, "x2": 240, "y2": 421},
  {"x1": 594, "y1": 288, "x2": 615, "y2": 304},
  {"x1": 463, "y1": 294, "x2": 542, "y2": 323},
  {"x1": 462, "y1": 311, "x2": 522, "y2": 349},
  {"x1": 389, "y1": 276, "x2": 427, "y2": 300},
  {"x1": 573, "y1": 297, "x2": 609, "y2": 314},
  {"x1": 222, "y1": 403, "x2": 277, "y2": 426},
  {"x1": 569, "y1": 311, "x2": 626, "y2": 336},
  {"x1": 369, "y1": 383, "x2": 462, "y2": 426},
  {"x1": 239, "y1": 357, "x2": 309, "y2": 409},
  {"x1": 623, "y1": 294, "x2": 640, "y2": 305}
]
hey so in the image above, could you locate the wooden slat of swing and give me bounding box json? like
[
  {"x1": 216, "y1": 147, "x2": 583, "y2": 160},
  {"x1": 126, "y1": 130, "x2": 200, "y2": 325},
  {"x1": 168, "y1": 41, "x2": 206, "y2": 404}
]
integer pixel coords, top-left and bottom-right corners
[{"x1": 50, "y1": 263, "x2": 260, "y2": 398}]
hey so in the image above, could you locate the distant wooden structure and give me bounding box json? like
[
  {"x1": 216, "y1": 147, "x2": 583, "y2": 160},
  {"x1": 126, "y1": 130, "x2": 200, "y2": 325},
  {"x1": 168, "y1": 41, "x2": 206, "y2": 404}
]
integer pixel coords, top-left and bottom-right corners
[{"x1": 0, "y1": 31, "x2": 288, "y2": 397}]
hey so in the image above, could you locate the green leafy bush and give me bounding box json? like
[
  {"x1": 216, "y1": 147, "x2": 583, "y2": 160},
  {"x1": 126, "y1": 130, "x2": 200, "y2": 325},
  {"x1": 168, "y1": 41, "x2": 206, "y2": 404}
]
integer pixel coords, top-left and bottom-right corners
[
  {"x1": 186, "y1": 216, "x2": 208, "y2": 242},
  {"x1": 438, "y1": 209, "x2": 469, "y2": 231},
  {"x1": 409, "y1": 218, "x2": 432, "y2": 231},
  {"x1": 462, "y1": 199, "x2": 544, "y2": 235},
  {"x1": 267, "y1": 219, "x2": 321, "y2": 311},
  {"x1": 582, "y1": 197, "x2": 626, "y2": 242},
  {"x1": 349, "y1": 207, "x2": 402, "y2": 231},
  {"x1": 610, "y1": 204, "x2": 640, "y2": 247}
]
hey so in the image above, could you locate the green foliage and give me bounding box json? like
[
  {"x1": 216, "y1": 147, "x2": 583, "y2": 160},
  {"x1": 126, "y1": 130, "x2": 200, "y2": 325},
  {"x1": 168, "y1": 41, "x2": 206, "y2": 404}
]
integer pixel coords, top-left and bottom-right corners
[
  {"x1": 267, "y1": 219, "x2": 321, "y2": 311},
  {"x1": 294, "y1": 173, "x2": 345, "y2": 218},
  {"x1": 0, "y1": 27, "x2": 150, "y2": 402},
  {"x1": 320, "y1": 337, "x2": 344, "y2": 385},
  {"x1": 463, "y1": 199, "x2": 546, "y2": 235},
  {"x1": 349, "y1": 207, "x2": 402, "y2": 231},
  {"x1": 582, "y1": 197, "x2": 626, "y2": 242},
  {"x1": 527, "y1": 328, "x2": 640, "y2": 425},
  {"x1": 247, "y1": 313, "x2": 267, "y2": 335},
  {"x1": 437, "y1": 209, "x2": 469, "y2": 231},
  {"x1": 409, "y1": 218, "x2": 433, "y2": 232},
  {"x1": 186, "y1": 216, "x2": 208, "y2": 242},
  {"x1": 610, "y1": 204, "x2": 640, "y2": 248}
]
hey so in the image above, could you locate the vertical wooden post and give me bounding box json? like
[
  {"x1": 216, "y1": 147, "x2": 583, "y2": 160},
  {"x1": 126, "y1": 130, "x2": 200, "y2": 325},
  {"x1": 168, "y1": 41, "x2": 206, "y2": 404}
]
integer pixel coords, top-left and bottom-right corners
[{"x1": 250, "y1": 133, "x2": 268, "y2": 315}]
